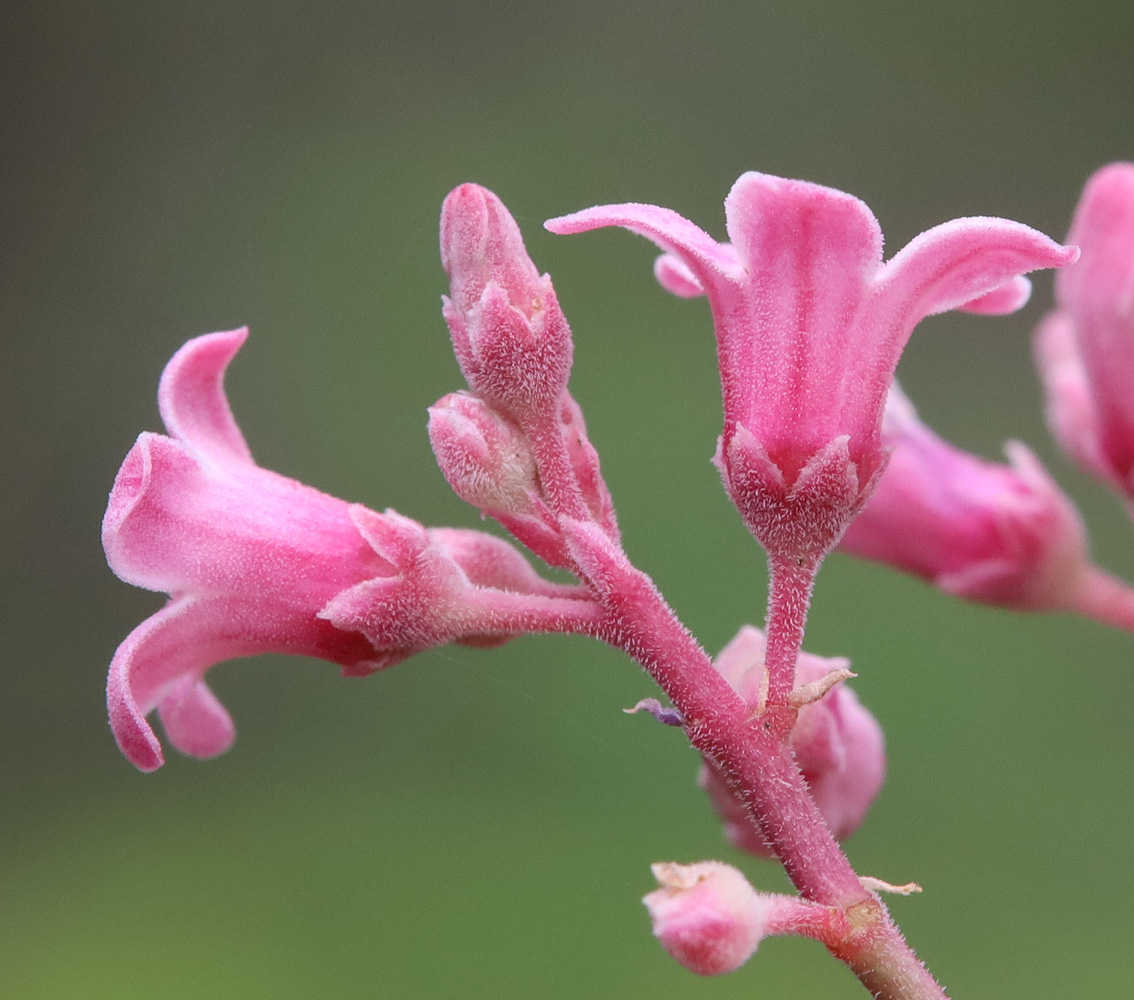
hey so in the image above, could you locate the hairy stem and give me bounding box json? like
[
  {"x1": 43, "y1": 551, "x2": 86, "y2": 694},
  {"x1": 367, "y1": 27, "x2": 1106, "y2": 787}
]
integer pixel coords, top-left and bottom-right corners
[
  {"x1": 564, "y1": 522, "x2": 947, "y2": 1000},
  {"x1": 763, "y1": 552, "x2": 822, "y2": 714}
]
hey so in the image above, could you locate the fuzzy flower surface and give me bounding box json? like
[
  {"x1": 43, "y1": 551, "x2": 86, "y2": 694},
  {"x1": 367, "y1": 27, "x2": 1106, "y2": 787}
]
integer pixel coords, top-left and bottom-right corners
[
  {"x1": 103, "y1": 329, "x2": 574, "y2": 771},
  {"x1": 548, "y1": 172, "x2": 1077, "y2": 559}
]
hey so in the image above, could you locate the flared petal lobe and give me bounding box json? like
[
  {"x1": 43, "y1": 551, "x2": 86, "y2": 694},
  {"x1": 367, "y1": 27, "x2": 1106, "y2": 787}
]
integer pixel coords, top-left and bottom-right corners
[
  {"x1": 108, "y1": 595, "x2": 379, "y2": 771},
  {"x1": 157, "y1": 328, "x2": 254, "y2": 466}
]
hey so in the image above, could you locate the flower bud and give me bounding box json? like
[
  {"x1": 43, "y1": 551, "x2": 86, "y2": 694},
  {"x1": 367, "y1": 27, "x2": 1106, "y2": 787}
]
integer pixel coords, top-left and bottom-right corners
[
  {"x1": 643, "y1": 862, "x2": 771, "y2": 976},
  {"x1": 428, "y1": 392, "x2": 540, "y2": 516},
  {"x1": 559, "y1": 394, "x2": 618, "y2": 537},
  {"x1": 440, "y1": 184, "x2": 573, "y2": 422}
]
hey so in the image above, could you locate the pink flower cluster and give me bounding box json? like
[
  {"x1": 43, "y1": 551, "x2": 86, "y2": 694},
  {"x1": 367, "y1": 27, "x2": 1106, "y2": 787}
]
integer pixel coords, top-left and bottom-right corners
[{"x1": 101, "y1": 163, "x2": 1134, "y2": 998}]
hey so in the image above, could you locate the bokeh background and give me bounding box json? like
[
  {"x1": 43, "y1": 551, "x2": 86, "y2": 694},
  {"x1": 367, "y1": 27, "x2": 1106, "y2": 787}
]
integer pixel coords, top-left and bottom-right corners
[{"x1": 3, "y1": 2, "x2": 1133, "y2": 997}]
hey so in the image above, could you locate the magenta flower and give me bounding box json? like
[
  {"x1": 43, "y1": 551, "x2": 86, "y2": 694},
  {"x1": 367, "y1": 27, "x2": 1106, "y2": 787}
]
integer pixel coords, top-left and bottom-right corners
[
  {"x1": 839, "y1": 384, "x2": 1091, "y2": 610},
  {"x1": 1035, "y1": 163, "x2": 1134, "y2": 506},
  {"x1": 548, "y1": 172, "x2": 1077, "y2": 561},
  {"x1": 104, "y1": 329, "x2": 587, "y2": 772},
  {"x1": 698, "y1": 626, "x2": 885, "y2": 855}
]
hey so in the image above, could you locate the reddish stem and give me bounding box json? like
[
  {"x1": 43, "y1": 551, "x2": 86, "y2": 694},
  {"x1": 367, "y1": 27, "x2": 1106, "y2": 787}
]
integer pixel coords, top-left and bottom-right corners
[
  {"x1": 561, "y1": 522, "x2": 947, "y2": 1000},
  {"x1": 514, "y1": 401, "x2": 945, "y2": 998},
  {"x1": 460, "y1": 587, "x2": 606, "y2": 637},
  {"x1": 763, "y1": 552, "x2": 822, "y2": 714}
]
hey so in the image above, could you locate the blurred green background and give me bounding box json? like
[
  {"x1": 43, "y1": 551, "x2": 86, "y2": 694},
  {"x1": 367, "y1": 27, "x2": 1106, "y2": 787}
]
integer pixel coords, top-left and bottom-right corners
[{"x1": 3, "y1": 2, "x2": 1132, "y2": 997}]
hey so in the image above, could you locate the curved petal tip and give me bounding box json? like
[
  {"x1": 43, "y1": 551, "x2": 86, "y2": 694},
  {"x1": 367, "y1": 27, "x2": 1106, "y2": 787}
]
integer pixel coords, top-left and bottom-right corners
[
  {"x1": 107, "y1": 648, "x2": 165, "y2": 772},
  {"x1": 157, "y1": 328, "x2": 254, "y2": 466},
  {"x1": 158, "y1": 677, "x2": 236, "y2": 759}
]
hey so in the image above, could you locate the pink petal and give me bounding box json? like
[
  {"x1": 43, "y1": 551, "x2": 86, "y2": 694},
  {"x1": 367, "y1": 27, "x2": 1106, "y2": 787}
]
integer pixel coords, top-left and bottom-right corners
[
  {"x1": 545, "y1": 202, "x2": 741, "y2": 295},
  {"x1": 157, "y1": 329, "x2": 254, "y2": 466},
  {"x1": 839, "y1": 220, "x2": 1076, "y2": 442},
  {"x1": 872, "y1": 217, "x2": 1077, "y2": 330},
  {"x1": 711, "y1": 624, "x2": 768, "y2": 700},
  {"x1": 654, "y1": 253, "x2": 705, "y2": 298},
  {"x1": 840, "y1": 386, "x2": 1089, "y2": 610},
  {"x1": 108, "y1": 595, "x2": 380, "y2": 771},
  {"x1": 723, "y1": 172, "x2": 883, "y2": 332},
  {"x1": 102, "y1": 432, "x2": 387, "y2": 601},
  {"x1": 1033, "y1": 312, "x2": 1106, "y2": 479},
  {"x1": 800, "y1": 683, "x2": 885, "y2": 840},
  {"x1": 157, "y1": 676, "x2": 236, "y2": 760},
  {"x1": 1052, "y1": 163, "x2": 1134, "y2": 488},
  {"x1": 958, "y1": 275, "x2": 1033, "y2": 315},
  {"x1": 1057, "y1": 162, "x2": 1134, "y2": 316}
]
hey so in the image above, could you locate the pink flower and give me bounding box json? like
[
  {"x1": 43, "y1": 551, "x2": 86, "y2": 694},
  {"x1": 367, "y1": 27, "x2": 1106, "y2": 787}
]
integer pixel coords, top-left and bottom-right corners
[
  {"x1": 548, "y1": 172, "x2": 1077, "y2": 560},
  {"x1": 1035, "y1": 163, "x2": 1134, "y2": 506},
  {"x1": 839, "y1": 384, "x2": 1091, "y2": 610},
  {"x1": 698, "y1": 626, "x2": 885, "y2": 855},
  {"x1": 103, "y1": 329, "x2": 579, "y2": 772}
]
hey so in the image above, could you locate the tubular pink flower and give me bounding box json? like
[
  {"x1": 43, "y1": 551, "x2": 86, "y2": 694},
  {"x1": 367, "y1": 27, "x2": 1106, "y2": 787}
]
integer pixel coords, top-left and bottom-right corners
[
  {"x1": 698, "y1": 626, "x2": 885, "y2": 855},
  {"x1": 1035, "y1": 163, "x2": 1134, "y2": 505},
  {"x1": 104, "y1": 329, "x2": 593, "y2": 771},
  {"x1": 440, "y1": 184, "x2": 574, "y2": 423},
  {"x1": 839, "y1": 384, "x2": 1093, "y2": 610},
  {"x1": 548, "y1": 171, "x2": 1077, "y2": 560}
]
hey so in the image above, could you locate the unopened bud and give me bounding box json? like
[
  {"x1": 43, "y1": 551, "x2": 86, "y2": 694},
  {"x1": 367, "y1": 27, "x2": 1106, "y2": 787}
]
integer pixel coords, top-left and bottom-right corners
[
  {"x1": 428, "y1": 392, "x2": 540, "y2": 516},
  {"x1": 643, "y1": 862, "x2": 771, "y2": 976},
  {"x1": 440, "y1": 184, "x2": 574, "y2": 421},
  {"x1": 559, "y1": 394, "x2": 617, "y2": 537},
  {"x1": 440, "y1": 183, "x2": 542, "y2": 317}
]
